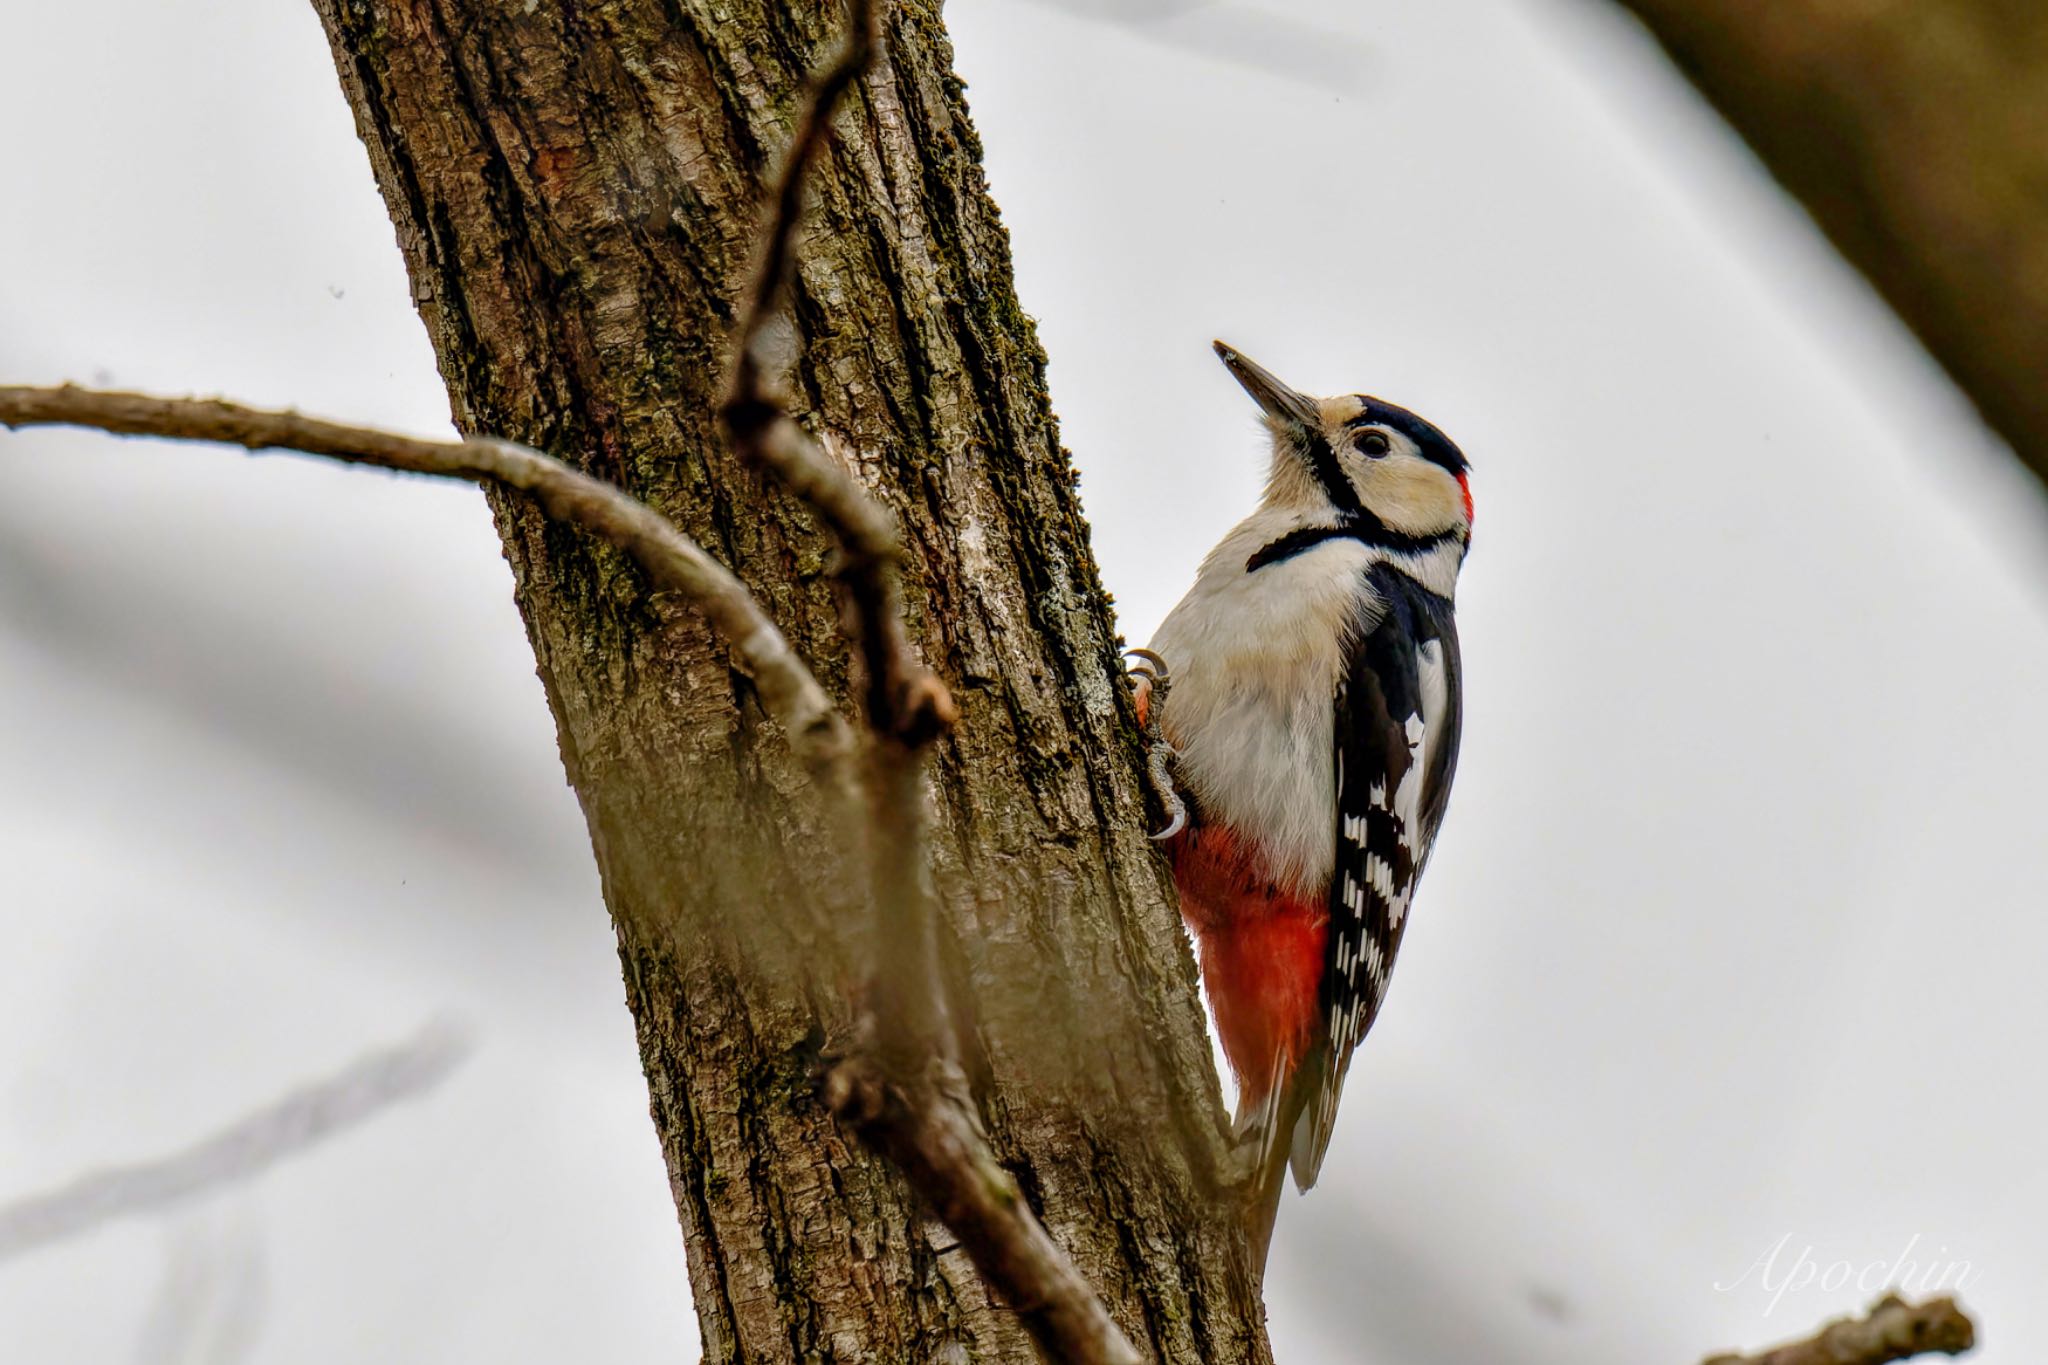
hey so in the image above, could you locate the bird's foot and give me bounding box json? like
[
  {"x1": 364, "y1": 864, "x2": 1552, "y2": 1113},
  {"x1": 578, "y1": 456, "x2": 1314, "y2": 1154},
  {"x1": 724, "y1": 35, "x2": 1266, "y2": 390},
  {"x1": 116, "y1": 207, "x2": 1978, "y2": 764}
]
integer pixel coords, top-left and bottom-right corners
[{"x1": 1124, "y1": 648, "x2": 1187, "y2": 841}]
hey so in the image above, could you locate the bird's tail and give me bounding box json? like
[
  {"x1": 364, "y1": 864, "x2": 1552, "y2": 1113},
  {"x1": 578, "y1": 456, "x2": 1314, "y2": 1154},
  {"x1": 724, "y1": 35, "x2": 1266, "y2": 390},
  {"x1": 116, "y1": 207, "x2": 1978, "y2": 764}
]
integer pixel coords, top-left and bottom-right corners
[{"x1": 1234, "y1": 1043, "x2": 1323, "y2": 1276}]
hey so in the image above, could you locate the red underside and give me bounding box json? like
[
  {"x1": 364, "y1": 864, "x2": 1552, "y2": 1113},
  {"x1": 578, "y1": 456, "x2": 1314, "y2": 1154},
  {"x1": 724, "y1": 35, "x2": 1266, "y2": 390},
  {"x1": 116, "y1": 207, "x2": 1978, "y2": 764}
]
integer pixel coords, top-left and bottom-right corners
[{"x1": 1166, "y1": 825, "x2": 1326, "y2": 1106}]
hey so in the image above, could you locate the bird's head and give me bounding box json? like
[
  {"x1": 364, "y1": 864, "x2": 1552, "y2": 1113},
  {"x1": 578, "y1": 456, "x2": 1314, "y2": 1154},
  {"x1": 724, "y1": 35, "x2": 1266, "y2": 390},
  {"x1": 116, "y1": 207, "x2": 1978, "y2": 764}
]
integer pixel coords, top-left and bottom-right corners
[{"x1": 1213, "y1": 340, "x2": 1472, "y2": 543}]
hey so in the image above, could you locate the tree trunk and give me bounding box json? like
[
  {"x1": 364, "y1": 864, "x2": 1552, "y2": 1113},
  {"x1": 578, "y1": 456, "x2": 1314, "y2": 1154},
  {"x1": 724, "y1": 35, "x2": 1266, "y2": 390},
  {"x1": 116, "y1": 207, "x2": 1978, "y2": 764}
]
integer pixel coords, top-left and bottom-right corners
[
  {"x1": 1604, "y1": 0, "x2": 2048, "y2": 490},
  {"x1": 306, "y1": 1, "x2": 1269, "y2": 1359}
]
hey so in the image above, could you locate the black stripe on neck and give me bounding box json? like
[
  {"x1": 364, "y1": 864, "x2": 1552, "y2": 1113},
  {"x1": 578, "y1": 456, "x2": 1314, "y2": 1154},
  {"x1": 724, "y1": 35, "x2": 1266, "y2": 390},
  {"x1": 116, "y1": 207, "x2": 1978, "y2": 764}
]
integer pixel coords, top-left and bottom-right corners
[
  {"x1": 1299, "y1": 432, "x2": 1362, "y2": 516},
  {"x1": 1246, "y1": 515, "x2": 1456, "y2": 572}
]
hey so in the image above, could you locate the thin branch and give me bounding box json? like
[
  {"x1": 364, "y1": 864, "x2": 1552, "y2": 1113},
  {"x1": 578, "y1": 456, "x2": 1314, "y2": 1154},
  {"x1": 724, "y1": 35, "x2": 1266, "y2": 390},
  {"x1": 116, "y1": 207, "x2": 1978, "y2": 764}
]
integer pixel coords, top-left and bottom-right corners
[
  {"x1": 730, "y1": 0, "x2": 883, "y2": 425},
  {"x1": 0, "y1": 384, "x2": 857, "y2": 788},
  {"x1": 826, "y1": 1061, "x2": 1145, "y2": 1365},
  {"x1": 0, "y1": 1019, "x2": 471, "y2": 1261},
  {"x1": 719, "y1": 5, "x2": 1137, "y2": 1362},
  {"x1": 1703, "y1": 1294, "x2": 1976, "y2": 1365},
  {"x1": 723, "y1": 0, "x2": 892, "y2": 581},
  {"x1": 719, "y1": 0, "x2": 956, "y2": 1064},
  {"x1": 720, "y1": 1, "x2": 947, "y2": 740}
]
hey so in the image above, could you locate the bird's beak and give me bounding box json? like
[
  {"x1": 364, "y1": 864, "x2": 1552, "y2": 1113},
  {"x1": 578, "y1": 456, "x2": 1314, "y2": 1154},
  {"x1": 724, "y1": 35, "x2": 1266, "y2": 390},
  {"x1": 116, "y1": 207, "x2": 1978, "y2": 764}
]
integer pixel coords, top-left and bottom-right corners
[{"x1": 1213, "y1": 340, "x2": 1321, "y2": 431}]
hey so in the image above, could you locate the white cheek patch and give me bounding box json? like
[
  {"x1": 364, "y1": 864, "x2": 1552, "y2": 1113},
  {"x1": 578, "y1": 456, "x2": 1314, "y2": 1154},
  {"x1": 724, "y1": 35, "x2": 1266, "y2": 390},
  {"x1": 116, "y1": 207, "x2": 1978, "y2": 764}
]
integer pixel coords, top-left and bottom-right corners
[{"x1": 1348, "y1": 450, "x2": 1462, "y2": 532}]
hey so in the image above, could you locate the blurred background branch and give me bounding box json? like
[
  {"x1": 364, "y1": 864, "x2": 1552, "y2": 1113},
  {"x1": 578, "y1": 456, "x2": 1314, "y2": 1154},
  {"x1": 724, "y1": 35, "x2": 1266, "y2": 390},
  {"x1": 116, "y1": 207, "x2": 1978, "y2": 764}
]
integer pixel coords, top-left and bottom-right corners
[
  {"x1": 1603, "y1": 0, "x2": 2048, "y2": 494},
  {"x1": 0, "y1": 1018, "x2": 470, "y2": 1262},
  {"x1": 1015, "y1": 0, "x2": 1373, "y2": 93}
]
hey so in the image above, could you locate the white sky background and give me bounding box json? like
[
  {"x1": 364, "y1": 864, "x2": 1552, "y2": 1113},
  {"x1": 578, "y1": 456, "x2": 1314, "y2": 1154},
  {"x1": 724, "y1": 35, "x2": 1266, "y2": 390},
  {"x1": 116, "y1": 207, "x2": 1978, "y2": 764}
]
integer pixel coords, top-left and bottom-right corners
[{"x1": 3, "y1": 0, "x2": 2045, "y2": 1361}]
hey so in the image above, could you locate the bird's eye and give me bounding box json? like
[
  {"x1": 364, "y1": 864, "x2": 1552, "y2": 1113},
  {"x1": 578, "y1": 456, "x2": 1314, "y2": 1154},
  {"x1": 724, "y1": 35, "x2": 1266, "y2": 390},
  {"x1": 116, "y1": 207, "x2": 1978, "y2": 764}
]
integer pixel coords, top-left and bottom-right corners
[{"x1": 1358, "y1": 431, "x2": 1391, "y2": 458}]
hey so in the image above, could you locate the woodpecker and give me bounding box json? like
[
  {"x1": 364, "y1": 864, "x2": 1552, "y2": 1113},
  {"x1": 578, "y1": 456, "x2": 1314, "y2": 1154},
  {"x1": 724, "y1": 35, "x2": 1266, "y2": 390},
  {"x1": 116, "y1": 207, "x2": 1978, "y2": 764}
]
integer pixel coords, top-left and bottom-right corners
[{"x1": 1134, "y1": 341, "x2": 1471, "y2": 1252}]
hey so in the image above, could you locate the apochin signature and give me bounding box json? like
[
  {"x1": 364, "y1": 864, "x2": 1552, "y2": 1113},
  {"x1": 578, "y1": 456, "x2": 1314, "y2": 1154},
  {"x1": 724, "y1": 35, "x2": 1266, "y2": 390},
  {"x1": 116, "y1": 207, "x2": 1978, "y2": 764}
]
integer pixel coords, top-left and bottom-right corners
[{"x1": 1716, "y1": 1234, "x2": 1978, "y2": 1316}]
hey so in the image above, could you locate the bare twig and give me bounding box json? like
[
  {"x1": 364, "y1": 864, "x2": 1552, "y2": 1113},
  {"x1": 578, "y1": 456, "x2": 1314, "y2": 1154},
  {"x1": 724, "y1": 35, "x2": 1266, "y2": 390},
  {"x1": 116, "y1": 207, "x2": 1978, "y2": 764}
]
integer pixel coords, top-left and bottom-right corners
[
  {"x1": 826, "y1": 1060, "x2": 1144, "y2": 1365},
  {"x1": 722, "y1": 0, "x2": 895, "y2": 599},
  {"x1": 730, "y1": 0, "x2": 883, "y2": 426},
  {"x1": 719, "y1": 0, "x2": 957, "y2": 1064},
  {"x1": 0, "y1": 384, "x2": 857, "y2": 786},
  {"x1": 719, "y1": 0, "x2": 950, "y2": 749},
  {"x1": 720, "y1": 0, "x2": 954, "y2": 1068},
  {"x1": 0, "y1": 1019, "x2": 471, "y2": 1262},
  {"x1": 1703, "y1": 1294, "x2": 1976, "y2": 1365},
  {"x1": 720, "y1": 5, "x2": 1137, "y2": 1362}
]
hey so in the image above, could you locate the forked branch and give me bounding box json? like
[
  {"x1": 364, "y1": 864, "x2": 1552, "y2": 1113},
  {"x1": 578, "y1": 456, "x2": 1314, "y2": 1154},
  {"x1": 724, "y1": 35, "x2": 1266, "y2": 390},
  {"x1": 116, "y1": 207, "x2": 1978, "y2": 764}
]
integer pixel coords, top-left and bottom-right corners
[
  {"x1": 717, "y1": 3, "x2": 1140, "y2": 1362},
  {"x1": 719, "y1": 0, "x2": 956, "y2": 1061},
  {"x1": 0, "y1": 374, "x2": 1130, "y2": 1362},
  {"x1": 0, "y1": 6, "x2": 1134, "y2": 1349}
]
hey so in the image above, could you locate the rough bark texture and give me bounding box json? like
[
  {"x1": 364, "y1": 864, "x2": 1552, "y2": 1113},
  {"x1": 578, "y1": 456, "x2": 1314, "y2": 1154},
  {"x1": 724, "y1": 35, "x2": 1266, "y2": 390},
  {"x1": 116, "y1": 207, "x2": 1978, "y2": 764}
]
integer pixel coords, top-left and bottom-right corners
[
  {"x1": 305, "y1": 1, "x2": 1269, "y2": 1360},
  {"x1": 1606, "y1": 0, "x2": 2048, "y2": 490}
]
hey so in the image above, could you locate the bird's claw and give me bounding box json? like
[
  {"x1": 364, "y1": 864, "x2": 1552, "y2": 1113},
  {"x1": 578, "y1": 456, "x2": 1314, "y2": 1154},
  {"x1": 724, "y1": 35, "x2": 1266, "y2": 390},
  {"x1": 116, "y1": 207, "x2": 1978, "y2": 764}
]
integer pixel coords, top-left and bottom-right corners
[
  {"x1": 1124, "y1": 649, "x2": 1187, "y2": 841},
  {"x1": 1124, "y1": 647, "x2": 1170, "y2": 682},
  {"x1": 1145, "y1": 743, "x2": 1188, "y2": 841}
]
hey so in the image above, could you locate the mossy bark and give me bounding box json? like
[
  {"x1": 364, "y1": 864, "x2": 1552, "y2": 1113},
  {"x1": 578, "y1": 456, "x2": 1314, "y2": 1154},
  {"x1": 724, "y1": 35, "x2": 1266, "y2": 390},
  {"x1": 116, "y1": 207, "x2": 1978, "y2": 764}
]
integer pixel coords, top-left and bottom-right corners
[{"x1": 306, "y1": 1, "x2": 1270, "y2": 1359}]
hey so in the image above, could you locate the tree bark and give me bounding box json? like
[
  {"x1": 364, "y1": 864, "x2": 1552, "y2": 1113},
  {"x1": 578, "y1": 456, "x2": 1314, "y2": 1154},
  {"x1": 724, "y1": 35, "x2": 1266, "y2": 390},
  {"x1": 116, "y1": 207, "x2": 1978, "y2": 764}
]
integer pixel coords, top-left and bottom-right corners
[
  {"x1": 1604, "y1": 0, "x2": 2048, "y2": 490},
  {"x1": 305, "y1": 1, "x2": 1268, "y2": 1360}
]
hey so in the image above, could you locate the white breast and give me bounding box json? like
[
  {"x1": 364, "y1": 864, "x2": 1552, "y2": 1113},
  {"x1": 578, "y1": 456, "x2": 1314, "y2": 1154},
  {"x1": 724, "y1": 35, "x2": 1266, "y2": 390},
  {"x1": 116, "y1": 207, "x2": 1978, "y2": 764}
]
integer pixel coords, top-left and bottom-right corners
[{"x1": 1148, "y1": 511, "x2": 1382, "y2": 897}]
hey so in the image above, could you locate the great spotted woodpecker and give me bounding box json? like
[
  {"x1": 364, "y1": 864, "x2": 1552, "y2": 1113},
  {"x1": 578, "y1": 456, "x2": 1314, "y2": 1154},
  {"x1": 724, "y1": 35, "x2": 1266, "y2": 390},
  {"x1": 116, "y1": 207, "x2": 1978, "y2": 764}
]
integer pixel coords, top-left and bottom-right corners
[{"x1": 1133, "y1": 342, "x2": 1472, "y2": 1252}]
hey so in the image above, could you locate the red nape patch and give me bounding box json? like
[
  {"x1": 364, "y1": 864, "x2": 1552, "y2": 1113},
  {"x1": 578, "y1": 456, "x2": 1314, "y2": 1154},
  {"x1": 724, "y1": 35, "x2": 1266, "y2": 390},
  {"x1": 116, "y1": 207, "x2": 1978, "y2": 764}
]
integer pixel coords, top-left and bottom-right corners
[
  {"x1": 1456, "y1": 471, "x2": 1475, "y2": 525},
  {"x1": 1164, "y1": 826, "x2": 1326, "y2": 1106}
]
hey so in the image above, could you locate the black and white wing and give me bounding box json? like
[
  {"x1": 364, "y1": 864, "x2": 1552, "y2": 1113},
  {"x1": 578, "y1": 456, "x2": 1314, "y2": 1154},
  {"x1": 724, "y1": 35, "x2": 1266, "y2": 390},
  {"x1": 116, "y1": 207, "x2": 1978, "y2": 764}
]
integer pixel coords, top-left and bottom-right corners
[{"x1": 1292, "y1": 565, "x2": 1463, "y2": 1188}]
